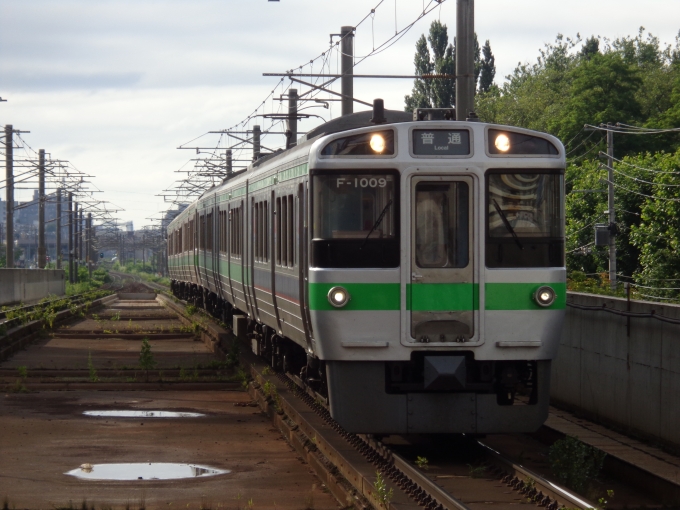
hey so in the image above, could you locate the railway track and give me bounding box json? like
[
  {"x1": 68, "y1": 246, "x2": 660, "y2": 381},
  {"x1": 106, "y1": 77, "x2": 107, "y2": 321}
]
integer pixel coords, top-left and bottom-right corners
[{"x1": 244, "y1": 354, "x2": 598, "y2": 510}]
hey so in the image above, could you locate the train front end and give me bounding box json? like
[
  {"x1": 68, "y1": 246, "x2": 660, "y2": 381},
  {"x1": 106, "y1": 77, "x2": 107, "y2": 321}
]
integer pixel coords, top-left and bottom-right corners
[{"x1": 307, "y1": 116, "x2": 565, "y2": 434}]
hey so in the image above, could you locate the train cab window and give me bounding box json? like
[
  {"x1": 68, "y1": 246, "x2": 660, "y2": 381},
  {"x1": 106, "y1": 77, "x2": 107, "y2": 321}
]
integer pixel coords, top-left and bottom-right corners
[
  {"x1": 486, "y1": 171, "x2": 564, "y2": 268},
  {"x1": 312, "y1": 171, "x2": 399, "y2": 268},
  {"x1": 415, "y1": 182, "x2": 469, "y2": 268}
]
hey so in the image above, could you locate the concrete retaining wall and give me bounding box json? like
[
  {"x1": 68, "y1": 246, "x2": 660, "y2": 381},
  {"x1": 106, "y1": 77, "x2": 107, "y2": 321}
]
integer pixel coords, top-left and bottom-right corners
[
  {"x1": 0, "y1": 269, "x2": 66, "y2": 306},
  {"x1": 553, "y1": 292, "x2": 680, "y2": 451}
]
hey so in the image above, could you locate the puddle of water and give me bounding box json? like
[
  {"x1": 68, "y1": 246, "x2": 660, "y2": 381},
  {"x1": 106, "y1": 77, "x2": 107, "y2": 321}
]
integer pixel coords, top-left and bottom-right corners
[
  {"x1": 65, "y1": 463, "x2": 229, "y2": 480},
  {"x1": 83, "y1": 410, "x2": 204, "y2": 418}
]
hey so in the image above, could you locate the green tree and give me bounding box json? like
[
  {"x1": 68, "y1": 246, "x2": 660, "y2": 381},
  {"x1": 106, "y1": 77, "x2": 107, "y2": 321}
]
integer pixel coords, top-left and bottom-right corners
[
  {"x1": 405, "y1": 20, "x2": 455, "y2": 111},
  {"x1": 478, "y1": 39, "x2": 496, "y2": 93}
]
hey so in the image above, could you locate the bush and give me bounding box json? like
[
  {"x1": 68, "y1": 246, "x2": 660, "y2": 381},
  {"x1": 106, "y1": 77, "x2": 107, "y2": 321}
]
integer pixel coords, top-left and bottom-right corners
[{"x1": 549, "y1": 436, "x2": 606, "y2": 492}]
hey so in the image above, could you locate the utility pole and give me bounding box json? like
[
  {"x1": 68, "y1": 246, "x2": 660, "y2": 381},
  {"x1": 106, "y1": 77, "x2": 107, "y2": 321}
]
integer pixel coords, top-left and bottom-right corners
[
  {"x1": 607, "y1": 124, "x2": 616, "y2": 290},
  {"x1": 287, "y1": 89, "x2": 298, "y2": 149},
  {"x1": 226, "y1": 149, "x2": 232, "y2": 177},
  {"x1": 252, "y1": 125, "x2": 261, "y2": 161},
  {"x1": 38, "y1": 149, "x2": 46, "y2": 268},
  {"x1": 5, "y1": 125, "x2": 14, "y2": 268},
  {"x1": 455, "y1": 0, "x2": 475, "y2": 120},
  {"x1": 56, "y1": 189, "x2": 62, "y2": 269},
  {"x1": 341, "y1": 26, "x2": 354, "y2": 116},
  {"x1": 68, "y1": 193, "x2": 73, "y2": 283}
]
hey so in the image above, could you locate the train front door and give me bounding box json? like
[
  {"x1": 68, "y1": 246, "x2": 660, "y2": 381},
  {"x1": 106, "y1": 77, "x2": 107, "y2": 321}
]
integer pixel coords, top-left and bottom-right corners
[{"x1": 407, "y1": 175, "x2": 477, "y2": 344}]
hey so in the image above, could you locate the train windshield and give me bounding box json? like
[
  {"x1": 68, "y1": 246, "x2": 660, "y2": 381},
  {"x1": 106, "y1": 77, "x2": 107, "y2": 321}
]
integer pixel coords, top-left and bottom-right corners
[
  {"x1": 311, "y1": 172, "x2": 399, "y2": 268},
  {"x1": 486, "y1": 171, "x2": 564, "y2": 268}
]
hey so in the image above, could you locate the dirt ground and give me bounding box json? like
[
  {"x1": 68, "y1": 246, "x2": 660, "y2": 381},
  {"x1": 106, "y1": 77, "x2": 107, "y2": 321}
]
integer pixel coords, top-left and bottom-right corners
[
  {"x1": 0, "y1": 390, "x2": 339, "y2": 510},
  {"x1": 0, "y1": 295, "x2": 339, "y2": 509}
]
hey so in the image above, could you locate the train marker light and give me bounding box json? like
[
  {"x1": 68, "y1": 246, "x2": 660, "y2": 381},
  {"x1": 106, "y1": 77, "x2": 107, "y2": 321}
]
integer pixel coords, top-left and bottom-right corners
[
  {"x1": 534, "y1": 286, "x2": 556, "y2": 307},
  {"x1": 369, "y1": 134, "x2": 386, "y2": 153},
  {"x1": 328, "y1": 286, "x2": 350, "y2": 308},
  {"x1": 494, "y1": 133, "x2": 511, "y2": 152}
]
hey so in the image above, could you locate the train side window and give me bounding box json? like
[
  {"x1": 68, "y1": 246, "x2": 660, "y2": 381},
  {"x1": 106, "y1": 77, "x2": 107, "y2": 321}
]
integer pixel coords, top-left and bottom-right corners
[
  {"x1": 276, "y1": 197, "x2": 282, "y2": 265},
  {"x1": 287, "y1": 194, "x2": 294, "y2": 267},
  {"x1": 263, "y1": 201, "x2": 269, "y2": 262},
  {"x1": 207, "y1": 212, "x2": 213, "y2": 251},
  {"x1": 283, "y1": 197, "x2": 288, "y2": 266}
]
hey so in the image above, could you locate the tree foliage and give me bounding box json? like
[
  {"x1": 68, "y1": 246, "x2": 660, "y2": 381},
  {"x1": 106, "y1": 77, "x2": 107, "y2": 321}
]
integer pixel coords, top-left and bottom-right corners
[
  {"x1": 474, "y1": 28, "x2": 680, "y2": 296},
  {"x1": 405, "y1": 22, "x2": 493, "y2": 111}
]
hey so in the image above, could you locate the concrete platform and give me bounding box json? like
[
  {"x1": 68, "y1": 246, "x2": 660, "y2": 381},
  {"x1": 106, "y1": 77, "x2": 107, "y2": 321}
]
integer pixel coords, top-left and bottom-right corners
[{"x1": 543, "y1": 404, "x2": 680, "y2": 503}]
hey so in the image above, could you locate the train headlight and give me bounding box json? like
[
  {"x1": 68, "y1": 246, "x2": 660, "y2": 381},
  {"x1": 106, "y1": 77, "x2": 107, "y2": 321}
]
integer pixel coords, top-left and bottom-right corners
[
  {"x1": 328, "y1": 286, "x2": 350, "y2": 308},
  {"x1": 494, "y1": 133, "x2": 511, "y2": 152},
  {"x1": 369, "y1": 134, "x2": 386, "y2": 153},
  {"x1": 533, "y1": 286, "x2": 556, "y2": 307}
]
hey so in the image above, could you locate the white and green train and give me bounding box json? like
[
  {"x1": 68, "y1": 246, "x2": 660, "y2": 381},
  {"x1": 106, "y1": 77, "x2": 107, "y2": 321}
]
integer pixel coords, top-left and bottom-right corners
[{"x1": 167, "y1": 106, "x2": 565, "y2": 434}]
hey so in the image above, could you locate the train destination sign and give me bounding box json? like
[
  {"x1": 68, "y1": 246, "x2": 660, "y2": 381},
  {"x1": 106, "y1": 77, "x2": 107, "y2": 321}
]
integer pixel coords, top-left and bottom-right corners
[{"x1": 412, "y1": 129, "x2": 470, "y2": 156}]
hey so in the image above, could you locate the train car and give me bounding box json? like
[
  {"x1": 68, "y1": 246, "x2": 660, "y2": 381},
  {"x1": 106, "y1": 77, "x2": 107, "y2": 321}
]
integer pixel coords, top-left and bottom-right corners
[{"x1": 167, "y1": 104, "x2": 565, "y2": 434}]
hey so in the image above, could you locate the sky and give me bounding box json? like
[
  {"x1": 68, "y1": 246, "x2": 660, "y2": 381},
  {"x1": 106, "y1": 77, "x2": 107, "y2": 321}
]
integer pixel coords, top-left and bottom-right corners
[{"x1": 1, "y1": 0, "x2": 678, "y2": 229}]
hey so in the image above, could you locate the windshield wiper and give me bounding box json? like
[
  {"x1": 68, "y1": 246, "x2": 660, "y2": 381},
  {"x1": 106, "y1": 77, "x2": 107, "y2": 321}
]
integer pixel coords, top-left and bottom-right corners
[
  {"x1": 492, "y1": 199, "x2": 523, "y2": 250},
  {"x1": 360, "y1": 199, "x2": 393, "y2": 250}
]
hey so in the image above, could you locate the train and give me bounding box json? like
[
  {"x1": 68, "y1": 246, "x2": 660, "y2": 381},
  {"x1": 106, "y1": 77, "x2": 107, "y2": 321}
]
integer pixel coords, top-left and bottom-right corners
[{"x1": 167, "y1": 102, "x2": 566, "y2": 434}]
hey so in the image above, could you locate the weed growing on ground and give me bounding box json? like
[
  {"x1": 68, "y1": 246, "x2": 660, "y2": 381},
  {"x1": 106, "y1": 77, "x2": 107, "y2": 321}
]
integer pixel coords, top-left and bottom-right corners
[
  {"x1": 548, "y1": 435, "x2": 606, "y2": 493},
  {"x1": 262, "y1": 366, "x2": 272, "y2": 375},
  {"x1": 598, "y1": 489, "x2": 615, "y2": 509},
  {"x1": 17, "y1": 366, "x2": 27, "y2": 378},
  {"x1": 415, "y1": 456, "x2": 429, "y2": 470},
  {"x1": 374, "y1": 471, "x2": 393, "y2": 508},
  {"x1": 88, "y1": 351, "x2": 99, "y2": 382},
  {"x1": 227, "y1": 340, "x2": 240, "y2": 367},
  {"x1": 110, "y1": 312, "x2": 120, "y2": 321},
  {"x1": 467, "y1": 464, "x2": 487, "y2": 478},
  {"x1": 186, "y1": 304, "x2": 197, "y2": 316},
  {"x1": 139, "y1": 337, "x2": 157, "y2": 382},
  {"x1": 236, "y1": 368, "x2": 250, "y2": 390},
  {"x1": 180, "y1": 367, "x2": 188, "y2": 381}
]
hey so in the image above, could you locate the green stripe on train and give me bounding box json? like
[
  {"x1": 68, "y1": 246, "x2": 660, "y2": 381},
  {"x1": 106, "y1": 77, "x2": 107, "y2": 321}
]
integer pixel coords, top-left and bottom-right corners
[
  {"x1": 408, "y1": 283, "x2": 478, "y2": 311},
  {"x1": 484, "y1": 282, "x2": 566, "y2": 310},
  {"x1": 308, "y1": 282, "x2": 565, "y2": 311},
  {"x1": 309, "y1": 283, "x2": 400, "y2": 311}
]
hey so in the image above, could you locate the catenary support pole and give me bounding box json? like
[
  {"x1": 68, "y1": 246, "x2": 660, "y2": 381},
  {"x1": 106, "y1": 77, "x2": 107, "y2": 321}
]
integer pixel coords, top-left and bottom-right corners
[
  {"x1": 341, "y1": 26, "x2": 354, "y2": 116},
  {"x1": 226, "y1": 149, "x2": 232, "y2": 177},
  {"x1": 79, "y1": 208, "x2": 84, "y2": 263},
  {"x1": 287, "y1": 88, "x2": 298, "y2": 149},
  {"x1": 455, "y1": 0, "x2": 475, "y2": 120},
  {"x1": 56, "y1": 189, "x2": 62, "y2": 269},
  {"x1": 607, "y1": 124, "x2": 616, "y2": 290},
  {"x1": 38, "y1": 149, "x2": 46, "y2": 268},
  {"x1": 68, "y1": 193, "x2": 73, "y2": 283},
  {"x1": 252, "y1": 125, "x2": 261, "y2": 161},
  {"x1": 74, "y1": 202, "x2": 79, "y2": 281},
  {"x1": 5, "y1": 125, "x2": 14, "y2": 268},
  {"x1": 87, "y1": 213, "x2": 92, "y2": 280}
]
